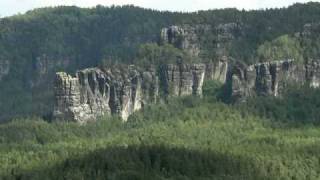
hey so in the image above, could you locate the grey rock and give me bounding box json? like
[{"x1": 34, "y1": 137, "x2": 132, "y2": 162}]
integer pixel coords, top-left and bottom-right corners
[
  {"x1": 53, "y1": 63, "x2": 206, "y2": 123},
  {"x1": 53, "y1": 72, "x2": 93, "y2": 124},
  {"x1": 306, "y1": 59, "x2": 320, "y2": 88},
  {"x1": 161, "y1": 25, "x2": 210, "y2": 57},
  {"x1": 205, "y1": 56, "x2": 229, "y2": 83},
  {"x1": 230, "y1": 59, "x2": 320, "y2": 101},
  {"x1": 160, "y1": 63, "x2": 206, "y2": 97}
]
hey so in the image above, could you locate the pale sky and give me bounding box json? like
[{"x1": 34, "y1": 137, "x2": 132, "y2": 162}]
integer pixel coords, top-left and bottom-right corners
[{"x1": 0, "y1": 0, "x2": 318, "y2": 17}]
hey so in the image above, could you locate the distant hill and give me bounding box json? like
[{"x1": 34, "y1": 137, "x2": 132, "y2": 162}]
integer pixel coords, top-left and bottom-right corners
[{"x1": 1, "y1": 2, "x2": 320, "y2": 121}]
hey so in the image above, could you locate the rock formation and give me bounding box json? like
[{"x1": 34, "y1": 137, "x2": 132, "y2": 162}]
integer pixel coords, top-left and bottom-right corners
[
  {"x1": 161, "y1": 25, "x2": 206, "y2": 57},
  {"x1": 161, "y1": 24, "x2": 212, "y2": 57},
  {"x1": 53, "y1": 64, "x2": 206, "y2": 123},
  {"x1": 53, "y1": 23, "x2": 236, "y2": 123},
  {"x1": 230, "y1": 59, "x2": 320, "y2": 101},
  {"x1": 54, "y1": 58, "x2": 320, "y2": 123},
  {"x1": 53, "y1": 23, "x2": 320, "y2": 123},
  {"x1": 205, "y1": 56, "x2": 229, "y2": 83},
  {"x1": 160, "y1": 23, "x2": 242, "y2": 58}
]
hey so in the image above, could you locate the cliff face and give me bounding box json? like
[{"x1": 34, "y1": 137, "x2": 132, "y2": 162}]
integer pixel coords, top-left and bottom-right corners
[
  {"x1": 205, "y1": 56, "x2": 229, "y2": 83},
  {"x1": 230, "y1": 59, "x2": 320, "y2": 100},
  {"x1": 160, "y1": 25, "x2": 206, "y2": 57},
  {"x1": 160, "y1": 24, "x2": 230, "y2": 84},
  {"x1": 53, "y1": 64, "x2": 206, "y2": 123},
  {"x1": 53, "y1": 23, "x2": 320, "y2": 123},
  {"x1": 53, "y1": 24, "x2": 234, "y2": 123},
  {"x1": 54, "y1": 59, "x2": 320, "y2": 123},
  {"x1": 160, "y1": 23, "x2": 242, "y2": 58}
]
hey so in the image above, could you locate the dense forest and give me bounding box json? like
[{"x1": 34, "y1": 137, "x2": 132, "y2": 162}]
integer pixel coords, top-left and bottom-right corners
[
  {"x1": 1, "y1": 83, "x2": 320, "y2": 179},
  {"x1": 1, "y1": 3, "x2": 320, "y2": 179},
  {"x1": 1, "y1": 2, "x2": 320, "y2": 120}
]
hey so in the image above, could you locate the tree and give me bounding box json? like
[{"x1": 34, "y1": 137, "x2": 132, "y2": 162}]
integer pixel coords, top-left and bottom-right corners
[{"x1": 257, "y1": 35, "x2": 303, "y2": 62}]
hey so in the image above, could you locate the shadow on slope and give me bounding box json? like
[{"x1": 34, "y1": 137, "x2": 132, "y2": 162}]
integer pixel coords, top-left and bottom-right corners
[{"x1": 4, "y1": 145, "x2": 276, "y2": 180}]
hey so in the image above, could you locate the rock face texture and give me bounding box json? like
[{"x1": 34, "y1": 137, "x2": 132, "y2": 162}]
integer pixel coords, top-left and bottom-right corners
[
  {"x1": 160, "y1": 64, "x2": 206, "y2": 97},
  {"x1": 205, "y1": 56, "x2": 229, "y2": 83},
  {"x1": 160, "y1": 25, "x2": 231, "y2": 84},
  {"x1": 161, "y1": 25, "x2": 204, "y2": 57},
  {"x1": 54, "y1": 59, "x2": 320, "y2": 123},
  {"x1": 230, "y1": 59, "x2": 320, "y2": 101},
  {"x1": 306, "y1": 60, "x2": 320, "y2": 88},
  {"x1": 160, "y1": 23, "x2": 242, "y2": 58},
  {"x1": 53, "y1": 64, "x2": 206, "y2": 122},
  {"x1": 53, "y1": 23, "x2": 320, "y2": 123}
]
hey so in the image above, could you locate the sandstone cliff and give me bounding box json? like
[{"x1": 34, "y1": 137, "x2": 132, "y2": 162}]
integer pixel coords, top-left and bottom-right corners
[
  {"x1": 160, "y1": 25, "x2": 206, "y2": 57},
  {"x1": 161, "y1": 23, "x2": 242, "y2": 58},
  {"x1": 53, "y1": 23, "x2": 320, "y2": 123},
  {"x1": 53, "y1": 63, "x2": 206, "y2": 122},
  {"x1": 53, "y1": 23, "x2": 236, "y2": 123},
  {"x1": 54, "y1": 58, "x2": 320, "y2": 123},
  {"x1": 230, "y1": 59, "x2": 320, "y2": 101}
]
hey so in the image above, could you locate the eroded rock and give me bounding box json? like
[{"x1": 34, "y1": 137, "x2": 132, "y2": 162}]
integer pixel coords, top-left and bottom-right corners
[
  {"x1": 205, "y1": 56, "x2": 229, "y2": 83},
  {"x1": 53, "y1": 63, "x2": 206, "y2": 123},
  {"x1": 161, "y1": 25, "x2": 211, "y2": 57},
  {"x1": 230, "y1": 59, "x2": 319, "y2": 101}
]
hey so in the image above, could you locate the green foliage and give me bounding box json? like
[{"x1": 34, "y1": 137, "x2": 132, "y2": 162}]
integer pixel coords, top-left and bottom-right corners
[
  {"x1": 134, "y1": 43, "x2": 194, "y2": 66},
  {"x1": 1, "y1": 87, "x2": 320, "y2": 179},
  {"x1": 237, "y1": 85, "x2": 320, "y2": 125},
  {"x1": 202, "y1": 80, "x2": 224, "y2": 101},
  {"x1": 1, "y1": 3, "x2": 320, "y2": 179},
  {"x1": 257, "y1": 35, "x2": 303, "y2": 62}
]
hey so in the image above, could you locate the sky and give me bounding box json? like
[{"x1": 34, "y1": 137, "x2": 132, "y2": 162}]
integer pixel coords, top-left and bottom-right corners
[{"x1": 0, "y1": 0, "x2": 318, "y2": 17}]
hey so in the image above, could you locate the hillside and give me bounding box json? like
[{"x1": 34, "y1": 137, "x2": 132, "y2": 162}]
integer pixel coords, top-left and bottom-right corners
[
  {"x1": 1, "y1": 3, "x2": 320, "y2": 179},
  {"x1": 1, "y1": 84, "x2": 320, "y2": 179},
  {"x1": 1, "y1": 3, "x2": 320, "y2": 121}
]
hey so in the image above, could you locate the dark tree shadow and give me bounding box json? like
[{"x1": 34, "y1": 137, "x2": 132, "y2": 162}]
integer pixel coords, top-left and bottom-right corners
[{"x1": 3, "y1": 145, "x2": 276, "y2": 180}]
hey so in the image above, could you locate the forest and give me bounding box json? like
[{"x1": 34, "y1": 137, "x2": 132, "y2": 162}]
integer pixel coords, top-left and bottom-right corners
[
  {"x1": 1, "y1": 82, "x2": 320, "y2": 179},
  {"x1": 1, "y1": 2, "x2": 320, "y2": 180}
]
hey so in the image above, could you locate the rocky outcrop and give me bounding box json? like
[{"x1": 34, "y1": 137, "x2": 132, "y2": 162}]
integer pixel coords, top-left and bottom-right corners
[
  {"x1": 53, "y1": 22, "x2": 320, "y2": 123},
  {"x1": 230, "y1": 59, "x2": 320, "y2": 101},
  {"x1": 54, "y1": 58, "x2": 320, "y2": 122},
  {"x1": 205, "y1": 56, "x2": 229, "y2": 83},
  {"x1": 160, "y1": 23, "x2": 242, "y2": 58},
  {"x1": 53, "y1": 64, "x2": 206, "y2": 123},
  {"x1": 161, "y1": 25, "x2": 211, "y2": 57},
  {"x1": 53, "y1": 72, "x2": 88, "y2": 123},
  {"x1": 160, "y1": 64, "x2": 206, "y2": 97},
  {"x1": 306, "y1": 60, "x2": 320, "y2": 88}
]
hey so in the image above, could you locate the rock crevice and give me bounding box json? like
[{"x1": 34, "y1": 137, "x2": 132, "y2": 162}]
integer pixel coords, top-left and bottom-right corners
[{"x1": 53, "y1": 64, "x2": 207, "y2": 122}]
